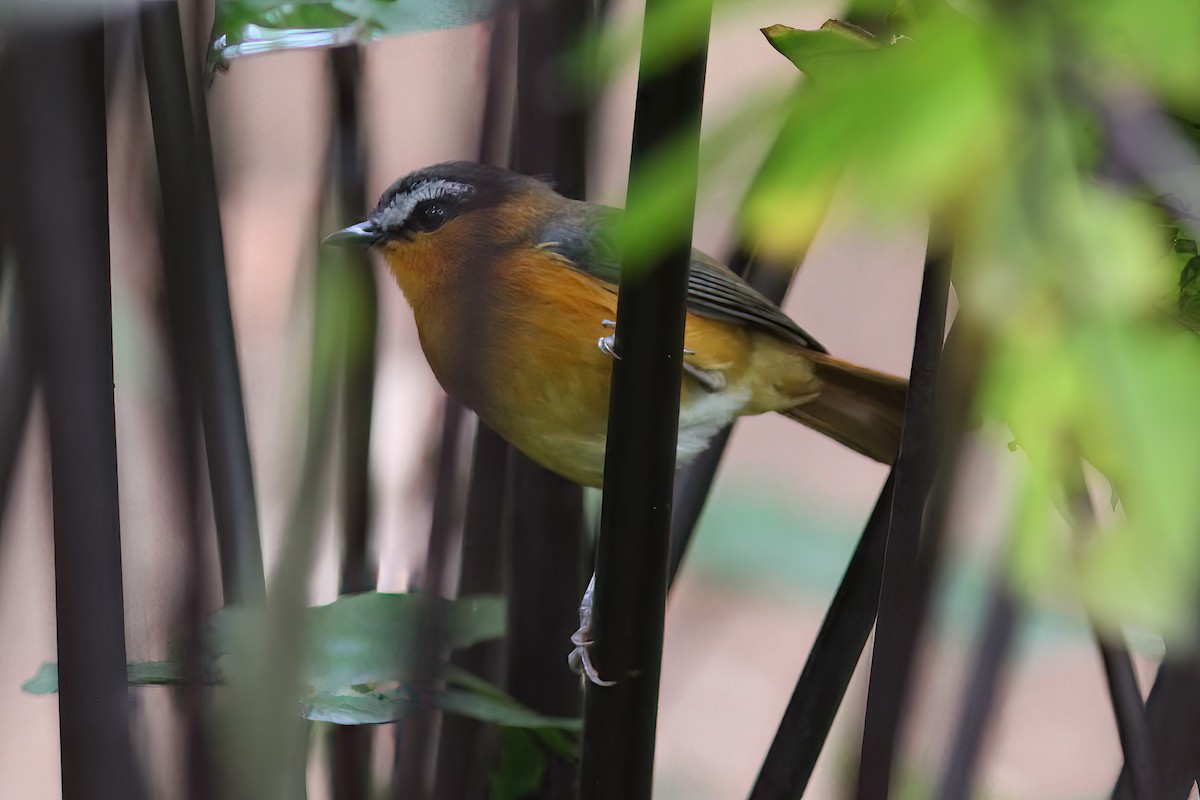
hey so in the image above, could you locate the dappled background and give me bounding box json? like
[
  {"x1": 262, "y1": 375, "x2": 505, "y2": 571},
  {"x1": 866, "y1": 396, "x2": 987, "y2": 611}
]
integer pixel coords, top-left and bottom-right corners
[{"x1": 0, "y1": 0, "x2": 1184, "y2": 797}]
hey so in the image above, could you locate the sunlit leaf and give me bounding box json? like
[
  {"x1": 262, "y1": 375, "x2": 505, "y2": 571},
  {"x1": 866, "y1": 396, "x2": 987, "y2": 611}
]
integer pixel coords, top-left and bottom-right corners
[
  {"x1": 1068, "y1": 0, "x2": 1200, "y2": 107},
  {"x1": 743, "y1": 9, "x2": 1011, "y2": 256},
  {"x1": 761, "y1": 20, "x2": 878, "y2": 77}
]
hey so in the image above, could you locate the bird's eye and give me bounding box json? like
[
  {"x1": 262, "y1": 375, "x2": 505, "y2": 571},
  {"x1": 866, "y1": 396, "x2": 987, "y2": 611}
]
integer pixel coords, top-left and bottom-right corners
[{"x1": 411, "y1": 201, "x2": 447, "y2": 233}]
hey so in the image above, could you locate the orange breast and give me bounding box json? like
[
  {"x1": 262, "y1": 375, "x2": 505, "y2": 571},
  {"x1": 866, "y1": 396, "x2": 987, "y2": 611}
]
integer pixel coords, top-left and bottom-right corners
[
  {"x1": 482, "y1": 252, "x2": 622, "y2": 485},
  {"x1": 480, "y1": 249, "x2": 790, "y2": 486},
  {"x1": 384, "y1": 230, "x2": 821, "y2": 487}
]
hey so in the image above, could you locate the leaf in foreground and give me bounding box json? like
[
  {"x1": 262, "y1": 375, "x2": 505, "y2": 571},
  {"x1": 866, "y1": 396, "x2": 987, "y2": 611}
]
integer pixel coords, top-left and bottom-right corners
[{"x1": 208, "y1": 0, "x2": 496, "y2": 75}]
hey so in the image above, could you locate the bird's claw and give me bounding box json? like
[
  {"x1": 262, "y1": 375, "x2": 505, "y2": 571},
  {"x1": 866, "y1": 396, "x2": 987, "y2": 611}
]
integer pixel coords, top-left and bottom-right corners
[
  {"x1": 598, "y1": 320, "x2": 695, "y2": 362},
  {"x1": 598, "y1": 334, "x2": 621, "y2": 360},
  {"x1": 568, "y1": 628, "x2": 616, "y2": 687},
  {"x1": 568, "y1": 575, "x2": 617, "y2": 687}
]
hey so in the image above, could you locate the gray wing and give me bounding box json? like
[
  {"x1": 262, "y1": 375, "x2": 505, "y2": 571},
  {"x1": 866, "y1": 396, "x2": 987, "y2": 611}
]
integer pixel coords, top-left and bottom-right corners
[{"x1": 538, "y1": 202, "x2": 826, "y2": 353}]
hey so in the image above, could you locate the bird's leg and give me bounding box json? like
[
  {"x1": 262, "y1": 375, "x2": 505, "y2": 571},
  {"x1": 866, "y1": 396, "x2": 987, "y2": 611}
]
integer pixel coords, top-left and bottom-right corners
[{"x1": 568, "y1": 573, "x2": 616, "y2": 687}]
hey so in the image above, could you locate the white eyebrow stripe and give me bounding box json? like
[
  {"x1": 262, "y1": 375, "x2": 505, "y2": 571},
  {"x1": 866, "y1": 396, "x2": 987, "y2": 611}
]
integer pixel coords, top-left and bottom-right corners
[{"x1": 375, "y1": 179, "x2": 473, "y2": 230}]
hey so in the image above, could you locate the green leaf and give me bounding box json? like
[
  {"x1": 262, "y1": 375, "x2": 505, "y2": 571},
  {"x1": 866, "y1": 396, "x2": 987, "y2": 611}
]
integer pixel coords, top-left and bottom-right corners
[
  {"x1": 209, "y1": 0, "x2": 496, "y2": 74},
  {"x1": 743, "y1": 8, "x2": 1011, "y2": 256},
  {"x1": 433, "y1": 690, "x2": 582, "y2": 732},
  {"x1": 301, "y1": 683, "x2": 419, "y2": 724},
  {"x1": 21, "y1": 663, "x2": 59, "y2": 695},
  {"x1": 441, "y1": 667, "x2": 581, "y2": 732},
  {"x1": 25, "y1": 592, "x2": 504, "y2": 705},
  {"x1": 761, "y1": 20, "x2": 879, "y2": 76},
  {"x1": 298, "y1": 666, "x2": 583, "y2": 729},
  {"x1": 1067, "y1": 0, "x2": 1200, "y2": 106},
  {"x1": 22, "y1": 661, "x2": 192, "y2": 695},
  {"x1": 213, "y1": 591, "x2": 505, "y2": 692}
]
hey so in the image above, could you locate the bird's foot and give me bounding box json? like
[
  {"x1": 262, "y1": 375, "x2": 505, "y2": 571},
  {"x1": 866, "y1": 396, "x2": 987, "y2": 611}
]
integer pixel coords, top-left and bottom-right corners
[
  {"x1": 598, "y1": 320, "x2": 621, "y2": 360},
  {"x1": 568, "y1": 575, "x2": 616, "y2": 687},
  {"x1": 598, "y1": 319, "x2": 701, "y2": 363},
  {"x1": 598, "y1": 334, "x2": 621, "y2": 360}
]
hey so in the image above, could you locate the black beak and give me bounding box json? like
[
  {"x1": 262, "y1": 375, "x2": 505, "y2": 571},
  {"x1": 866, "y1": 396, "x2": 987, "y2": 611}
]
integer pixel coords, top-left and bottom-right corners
[{"x1": 323, "y1": 220, "x2": 380, "y2": 247}]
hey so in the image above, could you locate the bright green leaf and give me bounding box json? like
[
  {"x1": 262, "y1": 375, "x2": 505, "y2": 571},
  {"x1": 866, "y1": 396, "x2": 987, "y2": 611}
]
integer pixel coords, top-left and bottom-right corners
[
  {"x1": 761, "y1": 20, "x2": 878, "y2": 77},
  {"x1": 744, "y1": 9, "x2": 1011, "y2": 257}
]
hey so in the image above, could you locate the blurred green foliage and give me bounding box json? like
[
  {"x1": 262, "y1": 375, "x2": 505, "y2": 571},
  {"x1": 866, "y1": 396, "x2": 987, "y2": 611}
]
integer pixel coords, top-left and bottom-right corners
[
  {"x1": 23, "y1": 592, "x2": 579, "y2": 733},
  {"x1": 616, "y1": 0, "x2": 1200, "y2": 638}
]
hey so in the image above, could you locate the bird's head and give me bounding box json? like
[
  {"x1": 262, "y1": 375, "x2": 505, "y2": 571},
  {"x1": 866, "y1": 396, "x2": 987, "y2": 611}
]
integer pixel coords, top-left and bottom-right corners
[{"x1": 325, "y1": 162, "x2": 558, "y2": 297}]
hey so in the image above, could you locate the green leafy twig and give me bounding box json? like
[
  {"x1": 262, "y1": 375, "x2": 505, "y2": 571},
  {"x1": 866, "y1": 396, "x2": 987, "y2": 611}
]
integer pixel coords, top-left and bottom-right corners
[{"x1": 208, "y1": 0, "x2": 497, "y2": 77}]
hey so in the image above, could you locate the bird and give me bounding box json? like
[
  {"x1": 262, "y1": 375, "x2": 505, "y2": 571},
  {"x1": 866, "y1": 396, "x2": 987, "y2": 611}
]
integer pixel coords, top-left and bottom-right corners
[
  {"x1": 326, "y1": 161, "x2": 908, "y2": 483},
  {"x1": 326, "y1": 160, "x2": 908, "y2": 681}
]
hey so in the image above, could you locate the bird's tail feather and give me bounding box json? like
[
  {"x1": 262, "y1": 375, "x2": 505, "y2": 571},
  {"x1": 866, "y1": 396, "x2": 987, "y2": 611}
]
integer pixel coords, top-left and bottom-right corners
[{"x1": 781, "y1": 352, "x2": 908, "y2": 464}]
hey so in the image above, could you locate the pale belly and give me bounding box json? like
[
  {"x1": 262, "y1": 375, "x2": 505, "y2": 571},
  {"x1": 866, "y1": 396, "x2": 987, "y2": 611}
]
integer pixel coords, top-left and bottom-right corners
[{"x1": 487, "y1": 373, "x2": 753, "y2": 488}]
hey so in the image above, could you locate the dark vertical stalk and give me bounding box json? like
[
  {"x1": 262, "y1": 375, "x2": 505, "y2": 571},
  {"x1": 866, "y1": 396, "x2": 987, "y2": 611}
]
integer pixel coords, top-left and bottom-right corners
[
  {"x1": 392, "y1": 398, "x2": 467, "y2": 800},
  {"x1": 431, "y1": 425, "x2": 510, "y2": 799},
  {"x1": 0, "y1": 272, "x2": 34, "y2": 524},
  {"x1": 934, "y1": 581, "x2": 1019, "y2": 800},
  {"x1": 140, "y1": 0, "x2": 265, "y2": 607},
  {"x1": 1066, "y1": 482, "x2": 1160, "y2": 800},
  {"x1": 1111, "y1": 652, "x2": 1200, "y2": 799},
  {"x1": 139, "y1": 5, "x2": 223, "y2": 797},
  {"x1": 186, "y1": 5, "x2": 267, "y2": 608},
  {"x1": 577, "y1": 3, "x2": 712, "y2": 798},
  {"x1": 512, "y1": 0, "x2": 589, "y2": 194},
  {"x1": 748, "y1": 471, "x2": 894, "y2": 799},
  {"x1": 328, "y1": 43, "x2": 378, "y2": 800},
  {"x1": 503, "y1": 451, "x2": 587, "y2": 794},
  {"x1": 4, "y1": 22, "x2": 144, "y2": 800},
  {"x1": 854, "y1": 243, "x2": 952, "y2": 800},
  {"x1": 1097, "y1": 638, "x2": 1157, "y2": 800},
  {"x1": 505, "y1": 0, "x2": 593, "y2": 792},
  {"x1": 422, "y1": 401, "x2": 468, "y2": 599}
]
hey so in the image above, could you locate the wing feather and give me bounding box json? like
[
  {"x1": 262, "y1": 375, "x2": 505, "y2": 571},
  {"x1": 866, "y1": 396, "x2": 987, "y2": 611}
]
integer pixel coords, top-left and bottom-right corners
[{"x1": 537, "y1": 203, "x2": 826, "y2": 353}]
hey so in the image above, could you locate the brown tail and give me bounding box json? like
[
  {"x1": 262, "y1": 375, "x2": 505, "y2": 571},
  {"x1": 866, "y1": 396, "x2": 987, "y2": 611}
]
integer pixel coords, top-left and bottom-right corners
[{"x1": 781, "y1": 352, "x2": 908, "y2": 464}]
